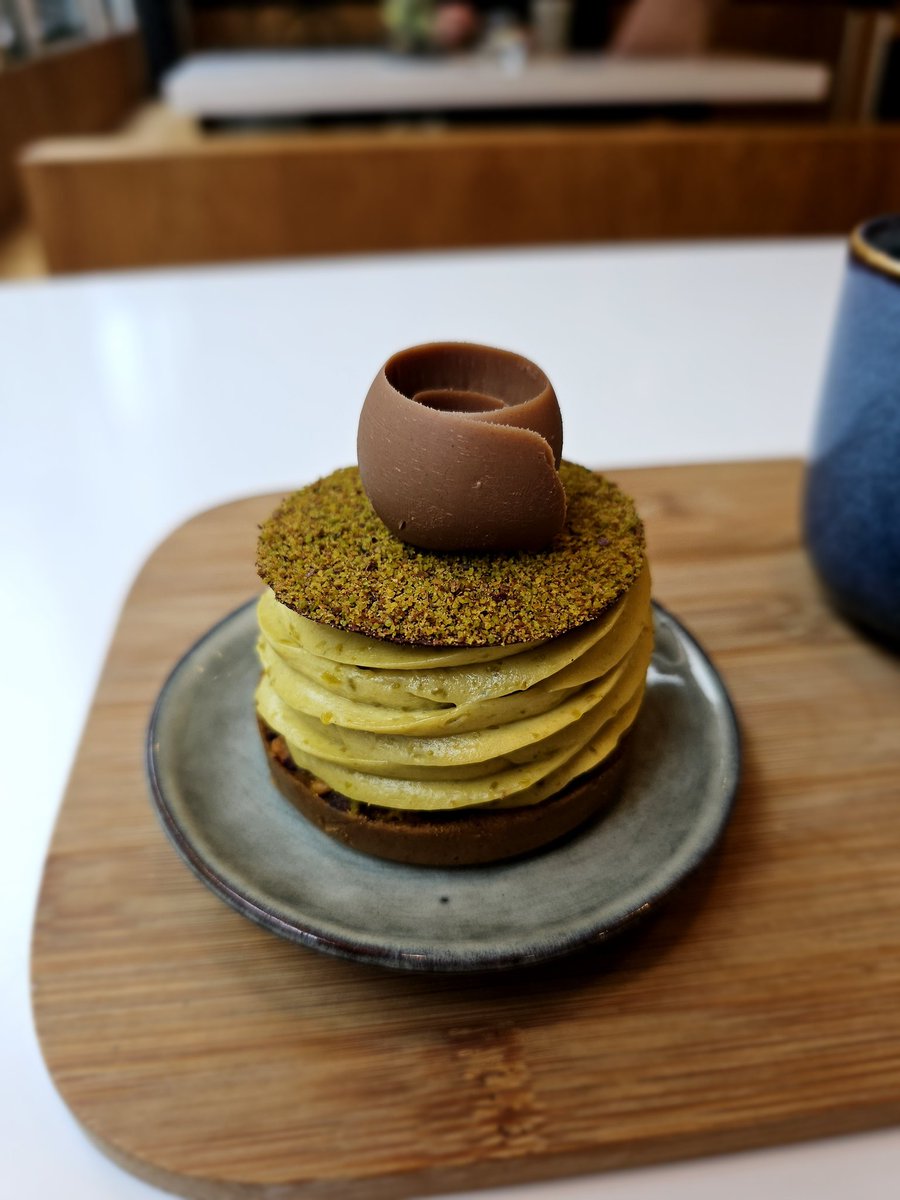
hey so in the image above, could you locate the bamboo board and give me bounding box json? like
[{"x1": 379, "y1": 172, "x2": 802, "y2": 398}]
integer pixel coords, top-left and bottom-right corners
[{"x1": 32, "y1": 460, "x2": 900, "y2": 1199}]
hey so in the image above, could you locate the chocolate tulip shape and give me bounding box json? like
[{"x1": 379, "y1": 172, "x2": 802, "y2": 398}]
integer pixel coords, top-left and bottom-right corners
[{"x1": 357, "y1": 342, "x2": 566, "y2": 552}]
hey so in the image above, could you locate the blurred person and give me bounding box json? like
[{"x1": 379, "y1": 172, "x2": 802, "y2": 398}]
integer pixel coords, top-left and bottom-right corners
[
  {"x1": 464, "y1": 1, "x2": 716, "y2": 55},
  {"x1": 387, "y1": 0, "x2": 722, "y2": 58},
  {"x1": 433, "y1": 2, "x2": 481, "y2": 50},
  {"x1": 611, "y1": 0, "x2": 721, "y2": 56}
]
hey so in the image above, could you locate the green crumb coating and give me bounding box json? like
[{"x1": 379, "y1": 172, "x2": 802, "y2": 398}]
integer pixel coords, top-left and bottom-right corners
[{"x1": 256, "y1": 462, "x2": 645, "y2": 647}]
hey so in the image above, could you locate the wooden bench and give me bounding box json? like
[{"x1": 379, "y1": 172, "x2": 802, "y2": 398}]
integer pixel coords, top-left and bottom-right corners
[{"x1": 21, "y1": 119, "x2": 900, "y2": 273}]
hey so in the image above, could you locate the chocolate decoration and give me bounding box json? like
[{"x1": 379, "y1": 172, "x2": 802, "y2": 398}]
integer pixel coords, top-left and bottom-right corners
[{"x1": 357, "y1": 342, "x2": 566, "y2": 552}]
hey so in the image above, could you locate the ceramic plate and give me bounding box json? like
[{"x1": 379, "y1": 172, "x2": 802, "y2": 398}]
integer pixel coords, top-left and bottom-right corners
[{"x1": 147, "y1": 600, "x2": 740, "y2": 972}]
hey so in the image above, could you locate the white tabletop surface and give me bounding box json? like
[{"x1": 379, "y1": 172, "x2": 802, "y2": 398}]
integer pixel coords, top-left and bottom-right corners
[
  {"x1": 163, "y1": 50, "x2": 830, "y2": 118},
  {"x1": 3, "y1": 238, "x2": 899, "y2": 1200}
]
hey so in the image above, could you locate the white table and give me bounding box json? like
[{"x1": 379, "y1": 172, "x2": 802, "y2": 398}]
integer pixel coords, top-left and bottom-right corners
[
  {"x1": 3, "y1": 239, "x2": 899, "y2": 1200},
  {"x1": 163, "y1": 50, "x2": 830, "y2": 119}
]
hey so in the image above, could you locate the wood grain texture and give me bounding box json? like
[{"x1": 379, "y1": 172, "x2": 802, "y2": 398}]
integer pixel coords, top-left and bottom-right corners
[
  {"x1": 191, "y1": 2, "x2": 384, "y2": 48},
  {"x1": 0, "y1": 33, "x2": 144, "y2": 230},
  {"x1": 0, "y1": 221, "x2": 44, "y2": 278},
  {"x1": 22, "y1": 122, "x2": 900, "y2": 273},
  {"x1": 32, "y1": 460, "x2": 900, "y2": 1199}
]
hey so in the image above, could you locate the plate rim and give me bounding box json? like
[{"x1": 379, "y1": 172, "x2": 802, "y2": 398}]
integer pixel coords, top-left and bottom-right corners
[{"x1": 146, "y1": 598, "x2": 741, "y2": 973}]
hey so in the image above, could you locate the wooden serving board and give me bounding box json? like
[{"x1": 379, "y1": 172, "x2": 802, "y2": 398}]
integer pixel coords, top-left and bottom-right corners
[{"x1": 32, "y1": 460, "x2": 900, "y2": 1200}]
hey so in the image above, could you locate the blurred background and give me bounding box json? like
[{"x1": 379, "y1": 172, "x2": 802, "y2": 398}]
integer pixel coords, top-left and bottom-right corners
[{"x1": 3, "y1": 0, "x2": 900, "y2": 278}]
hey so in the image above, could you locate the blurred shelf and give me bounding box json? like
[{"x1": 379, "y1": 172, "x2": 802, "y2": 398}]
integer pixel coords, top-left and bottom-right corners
[{"x1": 162, "y1": 49, "x2": 832, "y2": 121}]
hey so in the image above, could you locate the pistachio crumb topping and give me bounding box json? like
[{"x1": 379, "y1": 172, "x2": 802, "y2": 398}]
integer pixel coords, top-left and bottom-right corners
[{"x1": 256, "y1": 462, "x2": 644, "y2": 647}]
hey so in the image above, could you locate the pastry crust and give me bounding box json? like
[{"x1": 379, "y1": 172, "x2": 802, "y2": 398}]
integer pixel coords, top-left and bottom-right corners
[
  {"x1": 256, "y1": 464, "x2": 645, "y2": 646},
  {"x1": 259, "y1": 717, "x2": 628, "y2": 867}
]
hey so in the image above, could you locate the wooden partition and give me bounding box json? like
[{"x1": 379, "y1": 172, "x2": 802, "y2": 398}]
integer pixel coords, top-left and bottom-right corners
[
  {"x1": 0, "y1": 33, "x2": 145, "y2": 230},
  {"x1": 22, "y1": 121, "x2": 900, "y2": 273}
]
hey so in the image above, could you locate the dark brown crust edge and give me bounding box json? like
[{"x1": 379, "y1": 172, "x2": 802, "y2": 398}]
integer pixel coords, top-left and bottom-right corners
[{"x1": 258, "y1": 717, "x2": 628, "y2": 867}]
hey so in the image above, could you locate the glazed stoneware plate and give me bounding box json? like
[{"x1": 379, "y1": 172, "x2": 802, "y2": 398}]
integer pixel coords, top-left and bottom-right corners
[{"x1": 147, "y1": 600, "x2": 740, "y2": 972}]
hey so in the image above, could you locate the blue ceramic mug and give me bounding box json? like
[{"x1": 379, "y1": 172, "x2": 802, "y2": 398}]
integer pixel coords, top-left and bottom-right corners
[{"x1": 805, "y1": 216, "x2": 900, "y2": 647}]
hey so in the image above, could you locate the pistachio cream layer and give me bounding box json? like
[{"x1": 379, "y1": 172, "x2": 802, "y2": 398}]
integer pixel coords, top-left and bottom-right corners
[{"x1": 255, "y1": 565, "x2": 652, "y2": 812}]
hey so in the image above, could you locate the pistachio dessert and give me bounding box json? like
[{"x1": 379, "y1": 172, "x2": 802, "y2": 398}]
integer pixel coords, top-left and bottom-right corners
[{"x1": 254, "y1": 343, "x2": 653, "y2": 866}]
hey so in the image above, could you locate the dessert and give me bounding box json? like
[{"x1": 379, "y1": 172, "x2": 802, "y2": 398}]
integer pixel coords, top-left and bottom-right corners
[{"x1": 255, "y1": 343, "x2": 652, "y2": 866}]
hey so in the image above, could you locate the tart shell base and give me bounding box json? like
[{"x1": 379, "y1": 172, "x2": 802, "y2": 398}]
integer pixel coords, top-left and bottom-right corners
[{"x1": 258, "y1": 716, "x2": 628, "y2": 867}]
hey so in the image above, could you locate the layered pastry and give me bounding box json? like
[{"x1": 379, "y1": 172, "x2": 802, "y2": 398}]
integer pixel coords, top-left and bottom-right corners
[{"x1": 255, "y1": 343, "x2": 652, "y2": 866}]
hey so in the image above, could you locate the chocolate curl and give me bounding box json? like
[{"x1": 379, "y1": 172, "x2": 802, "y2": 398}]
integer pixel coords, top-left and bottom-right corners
[{"x1": 357, "y1": 343, "x2": 566, "y2": 552}]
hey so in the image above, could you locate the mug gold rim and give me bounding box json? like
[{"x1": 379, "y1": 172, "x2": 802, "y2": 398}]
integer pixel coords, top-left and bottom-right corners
[{"x1": 850, "y1": 219, "x2": 900, "y2": 281}]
